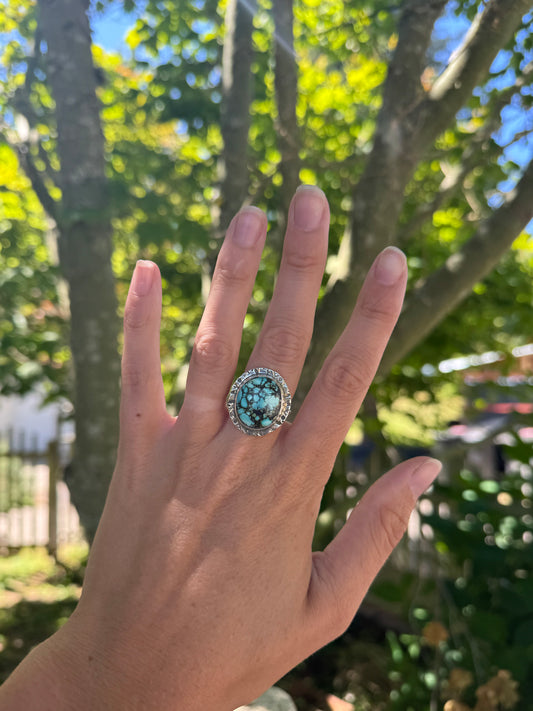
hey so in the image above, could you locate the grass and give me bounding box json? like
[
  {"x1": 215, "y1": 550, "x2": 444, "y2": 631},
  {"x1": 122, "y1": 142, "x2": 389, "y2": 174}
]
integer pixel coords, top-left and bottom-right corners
[{"x1": 0, "y1": 545, "x2": 87, "y2": 683}]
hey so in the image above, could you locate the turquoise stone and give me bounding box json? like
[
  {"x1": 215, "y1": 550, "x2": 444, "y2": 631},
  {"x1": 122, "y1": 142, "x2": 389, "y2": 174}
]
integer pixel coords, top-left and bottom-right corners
[{"x1": 236, "y1": 376, "x2": 282, "y2": 430}]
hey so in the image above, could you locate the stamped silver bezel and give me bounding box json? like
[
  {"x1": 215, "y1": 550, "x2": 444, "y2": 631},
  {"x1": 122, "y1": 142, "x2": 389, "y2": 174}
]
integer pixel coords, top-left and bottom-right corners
[{"x1": 226, "y1": 367, "x2": 291, "y2": 436}]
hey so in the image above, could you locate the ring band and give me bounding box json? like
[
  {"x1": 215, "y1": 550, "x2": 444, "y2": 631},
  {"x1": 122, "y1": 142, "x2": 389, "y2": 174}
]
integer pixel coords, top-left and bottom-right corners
[{"x1": 226, "y1": 368, "x2": 291, "y2": 436}]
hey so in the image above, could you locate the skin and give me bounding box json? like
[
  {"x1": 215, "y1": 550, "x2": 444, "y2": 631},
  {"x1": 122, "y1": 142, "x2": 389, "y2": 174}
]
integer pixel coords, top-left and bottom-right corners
[{"x1": 0, "y1": 186, "x2": 441, "y2": 711}]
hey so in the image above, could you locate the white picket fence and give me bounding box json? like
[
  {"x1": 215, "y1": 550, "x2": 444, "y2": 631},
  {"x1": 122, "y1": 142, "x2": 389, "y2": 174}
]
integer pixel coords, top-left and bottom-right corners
[{"x1": 0, "y1": 429, "x2": 84, "y2": 554}]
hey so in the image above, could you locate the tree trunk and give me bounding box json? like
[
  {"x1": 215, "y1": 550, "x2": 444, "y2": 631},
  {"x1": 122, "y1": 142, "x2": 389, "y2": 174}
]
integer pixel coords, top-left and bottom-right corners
[
  {"x1": 216, "y1": 0, "x2": 257, "y2": 240},
  {"x1": 272, "y1": 0, "x2": 300, "y2": 235},
  {"x1": 38, "y1": 0, "x2": 120, "y2": 542}
]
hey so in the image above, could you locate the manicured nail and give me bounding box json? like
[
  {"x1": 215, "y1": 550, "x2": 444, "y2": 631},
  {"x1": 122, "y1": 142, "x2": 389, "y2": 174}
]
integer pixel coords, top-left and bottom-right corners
[
  {"x1": 374, "y1": 246, "x2": 406, "y2": 286},
  {"x1": 232, "y1": 207, "x2": 265, "y2": 248},
  {"x1": 132, "y1": 260, "x2": 154, "y2": 296},
  {"x1": 409, "y1": 458, "x2": 442, "y2": 499},
  {"x1": 292, "y1": 185, "x2": 326, "y2": 231}
]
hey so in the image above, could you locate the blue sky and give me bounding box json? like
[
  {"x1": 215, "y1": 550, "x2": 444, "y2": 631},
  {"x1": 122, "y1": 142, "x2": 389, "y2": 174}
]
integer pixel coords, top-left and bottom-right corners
[
  {"x1": 89, "y1": 1, "x2": 533, "y2": 212},
  {"x1": 90, "y1": 1, "x2": 138, "y2": 51}
]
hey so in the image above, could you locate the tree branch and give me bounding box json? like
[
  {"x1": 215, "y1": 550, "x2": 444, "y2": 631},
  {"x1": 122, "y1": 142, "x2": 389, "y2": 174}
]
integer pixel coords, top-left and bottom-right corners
[
  {"x1": 11, "y1": 81, "x2": 61, "y2": 190},
  {"x1": 215, "y1": 0, "x2": 257, "y2": 241},
  {"x1": 379, "y1": 0, "x2": 447, "y2": 123},
  {"x1": 420, "y1": 0, "x2": 532, "y2": 143},
  {"x1": 396, "y1": 64, "x2": 532, "y2": 245},
  {"x1": 396, "y1": 159, "x2": 473, "y2": 246},
  {"x1": 379, "y1": 158, "x2": 533, "y2": 374},
  {"x1": 294, "y1": 0, "x2": 447, "y2": 408},
  {"x1": 272, "y1": 0, "x2": 300, "y2": 238},
  {"x1": 23, "y1": 26, "x2": 43, "y2": 95},
  {"x1": 347, "y1": 0, "x2": 447, "y2": 267},
  {"x1": 14, "y1": 143, "x2": 58, "y2": 221},
  {"x1": 5, "y1": 107, "x2": 58, "y2": 220},
  {"x1": 296, "y1": 0, "x2": 530, "y2": 407}
]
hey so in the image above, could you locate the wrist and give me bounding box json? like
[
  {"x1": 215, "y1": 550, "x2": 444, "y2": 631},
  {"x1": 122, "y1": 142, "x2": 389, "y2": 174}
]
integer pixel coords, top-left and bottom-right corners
[
  {"x1": 0, "y1": 617, "x2": 126, "y2": 711},
  {"x1": 0, "y1": 632, "x2": 77, "y2": 710},
  {"x1": 0, "y1": 611, "x2": 231, "y2": 711}
]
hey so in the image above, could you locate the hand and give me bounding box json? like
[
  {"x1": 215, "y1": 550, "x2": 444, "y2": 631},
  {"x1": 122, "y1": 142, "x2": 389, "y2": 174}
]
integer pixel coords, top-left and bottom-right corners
[{"x1": 1, "y1": 186, "x2": 440, "y2": 711}]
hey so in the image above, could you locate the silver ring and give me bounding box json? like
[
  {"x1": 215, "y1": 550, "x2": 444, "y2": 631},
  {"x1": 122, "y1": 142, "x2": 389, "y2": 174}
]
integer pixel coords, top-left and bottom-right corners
[{"x1": 226, "y1": 368, "x2": 291, "y2": 436}]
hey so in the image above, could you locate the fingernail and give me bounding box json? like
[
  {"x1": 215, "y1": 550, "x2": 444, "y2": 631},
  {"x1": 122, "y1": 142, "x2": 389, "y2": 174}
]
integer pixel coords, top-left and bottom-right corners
[
  {"x1": 132, "y1": 260, "x2": 154, "y2": 296},
  {"x1": 292, "y1": 185, "x2": 326, "y2": 231},
  {"x1": 232, "y1": 207, "x2": 265, "y2": 248},
  {"x1": 409, "y1": 458, "x2": 442, "y2": 499},
  {"x1": 375, "y1": 247, "x2": 406, "y2": 286}
]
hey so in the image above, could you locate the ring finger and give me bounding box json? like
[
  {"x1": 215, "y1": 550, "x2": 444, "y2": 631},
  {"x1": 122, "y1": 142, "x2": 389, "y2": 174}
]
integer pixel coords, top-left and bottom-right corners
[{"x1": 181, "y1": 207, "x2": 267, "y2": 436}]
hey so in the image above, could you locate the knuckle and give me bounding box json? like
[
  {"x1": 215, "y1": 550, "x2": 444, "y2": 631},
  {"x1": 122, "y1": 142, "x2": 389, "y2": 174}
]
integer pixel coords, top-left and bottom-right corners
[
  {"x1": 284, "y1": 246, "x2": 324, "y2": 273},
  {"x1": 376, "y1": 503, "x2": 409, "y2": 553},
  {"x1": 358, "y1": 290, "x2": 397, "y2": 326},
  {"x1": 124, "y1": 297, "x2": 148, "y2": 330},
  {"x1": 334, "y1": 605, "x2": 355, "y2": 638},
  {"x1": 192, "y1": 331, "x2": 235, "y2": 372},
  {"x1": 214, "y1": 256, "x2": 248, "y2": 287},
  {"x1": 312, "y1": 554, "x2": 352, "y2": 639},
  {"x1": 121, "y1": 360, "x2": 148, "y2": 390},
  {"x1": 321, "y1": 353, "x2": 372, "y2": 402},
  {"x1": 259, "y1": 322, "x2": 308, "y2": 366},
  {"x1": 328, "y1": 593, "x2": 353, "y2": 639}
]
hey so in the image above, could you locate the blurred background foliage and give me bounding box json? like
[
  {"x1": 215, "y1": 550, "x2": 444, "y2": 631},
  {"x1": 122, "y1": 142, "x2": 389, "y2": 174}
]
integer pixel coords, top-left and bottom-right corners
[{"x1": 1, "y1": 0, "x2": 533, "y2": 709}]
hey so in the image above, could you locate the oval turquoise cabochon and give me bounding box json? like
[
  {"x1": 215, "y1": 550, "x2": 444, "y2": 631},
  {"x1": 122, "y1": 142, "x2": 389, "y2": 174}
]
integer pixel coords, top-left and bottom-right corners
[{"x1": 236, "y1": 376, "x2": 282, "y2": 429}]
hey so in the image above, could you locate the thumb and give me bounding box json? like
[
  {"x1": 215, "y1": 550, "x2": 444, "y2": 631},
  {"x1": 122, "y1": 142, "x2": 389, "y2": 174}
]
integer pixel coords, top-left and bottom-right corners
[{"x1": 307, "y1": 457, "x2": 441, "y2": 644}]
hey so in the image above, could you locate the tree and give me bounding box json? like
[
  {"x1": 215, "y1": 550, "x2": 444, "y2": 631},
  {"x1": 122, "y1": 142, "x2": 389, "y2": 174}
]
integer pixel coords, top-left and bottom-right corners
[
  {"x1": 296, "y1": 0, "x2": 533, "y2": 400},
  {"x1": 1, "y1": 0, "x2": 532, "y2": 537},
  {"x1": 2, "y1": 0, "x2": 533, "y2": 706},
  {"x1": 1, "y1": 0, "x2": 120, "y2": 541}
]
